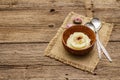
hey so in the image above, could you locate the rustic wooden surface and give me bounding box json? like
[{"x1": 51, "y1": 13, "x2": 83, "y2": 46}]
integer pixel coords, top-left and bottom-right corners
[{"x1": 0, "y1": 0, "x2": 119, "y2": 80}]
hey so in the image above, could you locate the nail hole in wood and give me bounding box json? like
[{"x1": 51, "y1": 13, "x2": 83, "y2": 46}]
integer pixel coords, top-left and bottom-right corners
[
  {"x1": 91, "y1": 3, "x2": 93, "y2": 6},
  {"x1": 93, "y1": 73, "x2": 97, "y2": 75},
  {"x1": 50, "y1": 9, "x2": 55, "y2": 12},
  {"x1": 88, "y1": 8, "x2": 91, "y2": 10},
  {"x1": 65, "y1": 78, "x2": 69, "y2": 80},
  {"x1": 65, "y1": 74, "x2": 68, "y2": 75},
  {"x1": 92, "y1": 10, "x2": 95, "y2": 13},
  {"x1": 48, "y1": 24, "x2": 54, "y2": 28},
  {"x1": 11, "y1": 1, "x2": 18, "y2": 5}
]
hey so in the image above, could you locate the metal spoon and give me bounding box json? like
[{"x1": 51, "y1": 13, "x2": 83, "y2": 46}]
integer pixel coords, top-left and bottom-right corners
[
  {"x1": 85, "y1": 21, "x2": 112, "y2": 62},
  {"x1": 91, "y1": 18, "x2": 102, "y2": 31},
  {"x1": 91, "y1": 18, "x2": 102, "y2": 58},
  {"x1": 85, "y1": 22, "x2": 102, "y2": 59},
  {"x1": 91, "y1": 18, "x2": 112, "y2": 62}
]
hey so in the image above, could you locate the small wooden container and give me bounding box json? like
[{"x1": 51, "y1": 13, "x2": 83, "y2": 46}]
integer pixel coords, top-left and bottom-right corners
[{"x1": 62, "y1": 25, "x2": 96, "y2": 56}]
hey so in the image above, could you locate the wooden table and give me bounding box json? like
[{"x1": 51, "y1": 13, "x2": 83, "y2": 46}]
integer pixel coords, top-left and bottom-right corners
[{"x1": 0, "y1": 0, "x2": 119, "y2": 80}]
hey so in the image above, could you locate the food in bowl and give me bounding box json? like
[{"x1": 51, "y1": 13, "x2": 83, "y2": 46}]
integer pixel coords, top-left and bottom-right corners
[
  {"x1": 66, "y1": 32, "x2": 91, "y2": 50},
  {"x1": 62, "y1": 25, "x2": 96, "y2": 55}
]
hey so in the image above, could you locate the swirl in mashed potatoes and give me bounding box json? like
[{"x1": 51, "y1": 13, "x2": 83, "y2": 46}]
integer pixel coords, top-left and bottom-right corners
[{"x1": 67, "y1": 32, "x2": 91, "y2": 50}]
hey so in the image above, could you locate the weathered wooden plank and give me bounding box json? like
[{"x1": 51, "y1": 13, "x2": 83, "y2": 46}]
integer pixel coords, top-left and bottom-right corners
[
  {"x1": 0, "y1": 68, "x2": 26, "y2": 80},
  {"x1": 110, "y1": 25, "x2": 120, "y2": 41},
  {"x1": 92, "y1": 0, "x2": 120, "y2": 24},
  {"x1": 0, "y1": 0, "x2": 85, "y2": 10},
  {"x1": 0, "y1": 10, "x2": 86, "y2": 28},
  {"x1": 0, "y1": 64, "x2": 119, "y2": 80},
  {"x1": 0, "y1": 42, "x2": 119, "y2": 67},
  {"x1": 0, "y1": 43, "x2": 64, "y2": 66},
  {"x1": 0, "y1": 10, "x2": 69, "y2": 27},
  {"x1": 0, "y1": 27, "x2": 58, "y2": 43},
  {"x1": 93, "y1": 0, "x2": 120, "y2": 9},
  {"x1": 0, "y1": 24, "x2": 119, "y2": 43},
  {"x1": 93, "y1": 9, "x2": 120, "y2": 24},
  {"x1": 25, "y1": 65, "x2": 120, "y2": 80}
]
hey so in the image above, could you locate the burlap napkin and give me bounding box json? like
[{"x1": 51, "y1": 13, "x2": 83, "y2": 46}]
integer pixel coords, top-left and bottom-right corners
[{"x1": 44, "y1": 12, "x2": 113, "y2": 73}]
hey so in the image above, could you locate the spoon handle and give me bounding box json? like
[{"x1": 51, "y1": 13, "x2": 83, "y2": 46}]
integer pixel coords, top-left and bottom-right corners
[
  {"x1": 96, "y1": 40, "x2": 102, "y2": 59},
  {"x1": 96, "y1": 32, "x2": 102, "y2": 59},
  {"x1": 96, "y1": 33, "x2": 112, "y2": 62}
]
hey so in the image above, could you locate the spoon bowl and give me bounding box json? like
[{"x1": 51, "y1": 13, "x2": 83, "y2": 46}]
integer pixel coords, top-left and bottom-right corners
[
  {"x1": 85, "y1": 22, "x2": 95, "y2": 31},
  {"x1": 91, "y1": 18, "x2": 101, "y2": 31}
]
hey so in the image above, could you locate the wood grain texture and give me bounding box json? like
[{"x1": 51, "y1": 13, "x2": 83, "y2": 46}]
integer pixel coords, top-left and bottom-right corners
[
  {"x1": 0, "y1": 25, "x2": 119, "y2": 43},
  {"x1": 93, "y1": 0, "x2": 119, "y2": 9},
  {"x1": 0, "y1": 0, "x2": 119, "y2": 80},
  {"x1": 0, "y1": 27, "x2": 58, "y2": 43},
  {"x1": 0, "y1": 0, "x2": 85, "y2": 10},
  {"x1": 92, "y1": 0, "x2": 120, "y2": 24},
  {"x1": 0, "y1": 42, "x2": 119, "y2": 67},
  {"x1": 0, "y1": 56, "x2": 120, "y2": 80},
  {"x1": 93, "y1": 9, "x2": 120, "y2": 24}
]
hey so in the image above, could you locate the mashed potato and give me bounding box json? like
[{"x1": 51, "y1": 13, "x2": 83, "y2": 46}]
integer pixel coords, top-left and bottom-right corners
[{"x1": 67, "y1": 32, "x2": 91, "y2": 50}]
